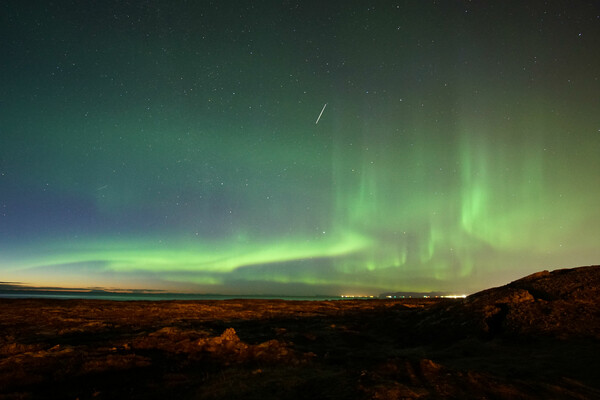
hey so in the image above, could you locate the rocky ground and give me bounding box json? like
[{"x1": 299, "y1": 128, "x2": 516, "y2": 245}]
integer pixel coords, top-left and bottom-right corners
[{"x1": 1, "y1": 265, "x2": 599, "y2": 399}]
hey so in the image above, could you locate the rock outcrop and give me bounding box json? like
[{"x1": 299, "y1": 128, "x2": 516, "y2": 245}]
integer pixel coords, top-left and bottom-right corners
[{"x1": 434, "y1": 265, "x2": 600, "y2": 339}]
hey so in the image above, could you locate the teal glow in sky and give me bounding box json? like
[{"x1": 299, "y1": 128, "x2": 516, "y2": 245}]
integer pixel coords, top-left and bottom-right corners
[{"x1": 1, "y1": 1, "x2": 599, "y2": 295}]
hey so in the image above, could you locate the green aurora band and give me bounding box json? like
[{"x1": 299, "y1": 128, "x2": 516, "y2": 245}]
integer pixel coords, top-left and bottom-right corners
[{"x1": 1, "y1": 2, "x2": 599, "y2": 295}]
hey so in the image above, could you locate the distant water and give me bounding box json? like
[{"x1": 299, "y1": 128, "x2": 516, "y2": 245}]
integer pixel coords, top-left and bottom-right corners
[{"x1": 0, "y1": 291, "x2": 345, "y2": 301}]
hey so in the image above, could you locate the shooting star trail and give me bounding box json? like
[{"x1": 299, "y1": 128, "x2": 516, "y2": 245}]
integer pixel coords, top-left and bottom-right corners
[{"x1": 315, "y1": 103, "x2": 327, "y2": 124}]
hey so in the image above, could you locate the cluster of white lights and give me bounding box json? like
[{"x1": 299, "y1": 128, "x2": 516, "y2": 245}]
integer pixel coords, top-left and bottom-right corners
[{"x1": 343, "y1": 294, "x2": 469, "y2": 299}]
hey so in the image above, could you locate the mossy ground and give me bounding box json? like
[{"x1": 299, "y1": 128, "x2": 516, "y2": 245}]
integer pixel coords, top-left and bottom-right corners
[{"x1": 1, "y1": 267, "x2": 599, "y2": 399}]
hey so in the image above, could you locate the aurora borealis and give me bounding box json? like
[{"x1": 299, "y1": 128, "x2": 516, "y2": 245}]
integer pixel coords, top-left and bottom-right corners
[{"x1": 1, "y1": 2, "x2": 599, "y2": 295}]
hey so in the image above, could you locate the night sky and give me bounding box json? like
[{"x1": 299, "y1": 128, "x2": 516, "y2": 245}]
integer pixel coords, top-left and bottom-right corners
[{"x1": 1, "y1": 1, "x2": 599, "y2": 296}]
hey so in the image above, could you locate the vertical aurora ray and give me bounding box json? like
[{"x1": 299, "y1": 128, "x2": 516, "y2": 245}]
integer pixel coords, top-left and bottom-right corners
[
  {"x1": 0, "y1": 2, "x2": 599, "y2": 295},
  {"x1": 458, "y1": 107, "x2": 551, "y2": 252},
  {"x1": 328, "y1": 109, "x2": 458, "y2": 287}
]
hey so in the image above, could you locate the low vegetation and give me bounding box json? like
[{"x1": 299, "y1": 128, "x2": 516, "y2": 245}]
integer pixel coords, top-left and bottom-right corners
[{"x1": 0, "y1": 266, "x2": 599, "y2": 399}]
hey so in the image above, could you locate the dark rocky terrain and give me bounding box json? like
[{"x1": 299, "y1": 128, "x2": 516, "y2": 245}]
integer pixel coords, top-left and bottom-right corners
[{"x1": 1, "y1": 265, "x2": 599, "y2": 399}]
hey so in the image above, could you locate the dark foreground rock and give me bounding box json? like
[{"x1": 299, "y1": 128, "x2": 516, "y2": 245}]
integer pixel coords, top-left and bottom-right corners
[
  {"x1": 1, "y1": 265, "x2": 599, "y2": 399},
  {"x1": 417, "y1": 265, "x2": 600, "y2": 341}
]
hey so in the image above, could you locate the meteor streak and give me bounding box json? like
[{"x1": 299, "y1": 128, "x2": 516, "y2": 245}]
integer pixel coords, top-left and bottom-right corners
[{"x1": 315, "y1": 103, "x2": 327, "y2": 124}]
